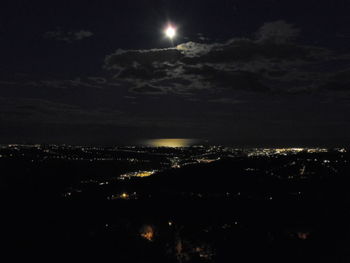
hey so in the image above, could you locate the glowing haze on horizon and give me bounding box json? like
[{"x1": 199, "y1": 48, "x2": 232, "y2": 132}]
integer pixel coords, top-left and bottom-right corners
[{"x1": 143, "y1": 138, "x2": 197, "y2": 148}]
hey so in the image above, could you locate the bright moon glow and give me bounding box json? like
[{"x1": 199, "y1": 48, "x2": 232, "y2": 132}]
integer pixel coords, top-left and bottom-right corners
[
  {"x1": 144, "y1": 139, "x2": 196, "y2": 148},
  {"x1": 165, "y1": 26, "x2": 176, "y2": 39}
]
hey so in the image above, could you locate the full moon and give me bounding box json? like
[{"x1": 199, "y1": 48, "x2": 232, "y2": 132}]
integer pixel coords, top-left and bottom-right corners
[{"x1": 165, "y1": 26, "x2": 176, "y2": 39}]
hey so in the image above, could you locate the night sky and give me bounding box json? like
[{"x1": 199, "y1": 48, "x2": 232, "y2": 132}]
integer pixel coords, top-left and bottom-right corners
[{"x1": 1, "y1": 0, "x2": 350, "y2": 146}]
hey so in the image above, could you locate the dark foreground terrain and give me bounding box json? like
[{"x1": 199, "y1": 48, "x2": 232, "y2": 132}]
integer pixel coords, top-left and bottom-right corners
[{"x1": 1, "y1": 145, "x2": 350, "y2": 262}]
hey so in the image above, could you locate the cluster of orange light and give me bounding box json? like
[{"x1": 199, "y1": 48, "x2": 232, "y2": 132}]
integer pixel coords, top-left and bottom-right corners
[
  {"x1": 140, "y1": 225, "x2": 155, "y2": 241},
  {"x1": 136, "y1": 171, "x2": 154, "y2": 177}
]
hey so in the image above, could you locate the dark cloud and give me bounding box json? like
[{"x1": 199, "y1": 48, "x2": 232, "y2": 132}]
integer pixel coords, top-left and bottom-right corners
[
  {"x1": 0, "y1": 98, "x2": 123, "y2": 125},
  {"x1": 44, "y1": 28, "x2": 94, "y2": 42},
  {"x1": 208, "y1": 98, "x2": 245, "y2": 104},
  {"x1": 131, "y1": 84, "x2": 166, "y2": 95},
  {"x1": 104, "y1": 21, "x2": 348, "y2": 97},
  {"x1": 320, "y1": 69, "x2": 350, "y2": 91},
  {"x1": 255, "y1": 20, "x2": 301, "y2": 44}
]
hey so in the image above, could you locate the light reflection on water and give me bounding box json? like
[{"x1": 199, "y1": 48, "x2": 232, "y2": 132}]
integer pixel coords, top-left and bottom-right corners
[{"x1": 142, "y1": 138, "x2": 198, "y2": 148}]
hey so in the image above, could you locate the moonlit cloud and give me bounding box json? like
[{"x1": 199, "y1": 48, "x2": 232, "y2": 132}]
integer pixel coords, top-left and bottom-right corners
[{"x1": 103, "y1": 21, "x2": 347, "y2": 98}]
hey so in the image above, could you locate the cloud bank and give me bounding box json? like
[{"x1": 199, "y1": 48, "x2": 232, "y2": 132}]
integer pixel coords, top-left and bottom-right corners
[{"x1": 104, "y1": 21, "x2": 348, "y2": 98}]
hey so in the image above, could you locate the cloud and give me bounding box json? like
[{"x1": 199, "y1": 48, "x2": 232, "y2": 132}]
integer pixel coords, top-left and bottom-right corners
[
  {"x1": 104, "y1": 21, "x2": 345, "y2": 97},
  {"x1": 5, "y1": 21, "x2": 349, "y2": 106},
  {"x1": 44, "y1": 29, "x2": 94, "y2": 42},
  {"x1": 208, "y1": 98, "x2": 245, "y2": 104},
  {"x1": 130, "y1": 84, "x2": 167, "y2": 95},
  {"x1": 74, "y1": 30, "x2": 94, "y2": 40},
  {"x1": 255, "y1": 20, "x2": 300, "y2": 44},
  {"x1": 4, "y1": 21, "x2": 349, "y2": 105},
  {"x1": 196, "y1": 33, "x2": 210, "y2": 41},
  {"x1": 0, "y1": 97, "x2": 125, "y2": 125}
]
